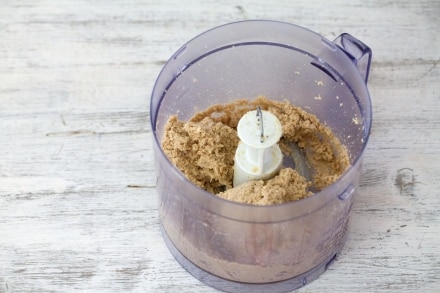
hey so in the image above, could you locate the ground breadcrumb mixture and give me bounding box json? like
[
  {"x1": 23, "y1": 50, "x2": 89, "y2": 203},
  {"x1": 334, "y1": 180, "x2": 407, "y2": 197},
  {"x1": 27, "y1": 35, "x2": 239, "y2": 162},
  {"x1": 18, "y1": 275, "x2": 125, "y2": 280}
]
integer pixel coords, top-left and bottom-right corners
[
  {"x1": 219, "y1": 168, "x2": 311, "y2": 205},
  {"x1": 161, "y1": 96, "x2": 350, "y2": 205}
]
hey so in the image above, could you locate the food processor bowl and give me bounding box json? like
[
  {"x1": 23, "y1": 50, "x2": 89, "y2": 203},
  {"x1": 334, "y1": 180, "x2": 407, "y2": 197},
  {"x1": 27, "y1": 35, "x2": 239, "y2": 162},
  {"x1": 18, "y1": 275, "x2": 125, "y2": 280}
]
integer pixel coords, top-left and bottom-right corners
[{"x1": 151, "y1": 20, "x2": 372, "y2": 292}]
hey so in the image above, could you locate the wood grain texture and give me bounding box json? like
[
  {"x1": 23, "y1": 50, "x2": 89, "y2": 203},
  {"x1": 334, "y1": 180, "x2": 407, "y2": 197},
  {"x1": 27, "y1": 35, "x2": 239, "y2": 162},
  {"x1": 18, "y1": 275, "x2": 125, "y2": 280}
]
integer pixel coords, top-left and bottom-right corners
[{"x1": 0, "y1": 0, "x2": 439, "y2": 292}]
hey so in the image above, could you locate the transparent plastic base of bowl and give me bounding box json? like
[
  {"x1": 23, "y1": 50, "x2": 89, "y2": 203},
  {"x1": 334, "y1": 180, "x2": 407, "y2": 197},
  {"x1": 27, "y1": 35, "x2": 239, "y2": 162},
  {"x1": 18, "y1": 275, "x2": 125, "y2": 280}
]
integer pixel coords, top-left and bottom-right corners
[{"x1": 160, "y1": 223, "x2": 346, "y2": 293}]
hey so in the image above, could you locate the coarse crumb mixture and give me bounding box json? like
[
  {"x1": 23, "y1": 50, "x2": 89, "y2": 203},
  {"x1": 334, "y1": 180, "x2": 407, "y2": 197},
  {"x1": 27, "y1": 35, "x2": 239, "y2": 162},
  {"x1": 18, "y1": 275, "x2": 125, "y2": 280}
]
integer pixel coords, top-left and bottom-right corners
[{"x1": 161, "y1": 96, "x2": 350, "y2": 205}]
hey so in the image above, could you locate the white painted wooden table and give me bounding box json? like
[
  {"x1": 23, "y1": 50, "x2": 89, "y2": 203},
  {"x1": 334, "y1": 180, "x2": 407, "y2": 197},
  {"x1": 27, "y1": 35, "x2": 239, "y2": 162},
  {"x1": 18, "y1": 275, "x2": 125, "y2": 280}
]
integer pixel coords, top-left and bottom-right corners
[{"x1": 1, "y1": 1, "x2": 439, "y2": 292}]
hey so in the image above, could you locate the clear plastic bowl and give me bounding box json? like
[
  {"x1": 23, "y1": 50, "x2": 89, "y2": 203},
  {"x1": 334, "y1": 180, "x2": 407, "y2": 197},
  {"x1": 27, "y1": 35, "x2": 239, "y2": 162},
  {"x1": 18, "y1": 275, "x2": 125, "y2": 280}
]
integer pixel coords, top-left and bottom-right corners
[{"x1": 151, "y1": 20, "x2": 372, "y2": 293}]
